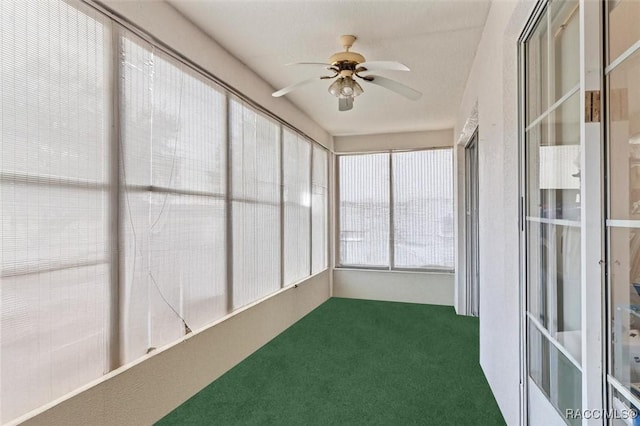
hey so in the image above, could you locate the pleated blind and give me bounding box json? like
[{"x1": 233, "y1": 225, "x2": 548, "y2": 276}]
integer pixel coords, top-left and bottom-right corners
[
  {"x1": 392, "y1": 149, "x2": 454, "y2": 269},
  {"x1": 338, "y1": 149, "x2": 453, "y2": 270},
  {"x1": 1, "y1": 0, "x2": 329, "y2": 421},
  {"x1": 311, "y1": 145, "x2": 329, "y2": 273},
  {"x1": 338, "y1": 154, "x2": 390, "y2": 267},
  {"x1": 119, "y1": 33, "x2": 227, "y2": 362},
  {"x1": 230, "y1": 99, "x2": 281, "y2": 309},
  {"x1": 283, "y1": 129, "x2": 311, "y2": 284},
  {"x1": 0, "y1": 0, "x2": 112, "y2": 421}
]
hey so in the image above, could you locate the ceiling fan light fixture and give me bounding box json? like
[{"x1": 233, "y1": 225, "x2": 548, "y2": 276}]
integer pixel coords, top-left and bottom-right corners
[
  {"x1": 351, "y1": 80, "x2": 363, "y2": 97},
  {"x1": 328, "y1": 77, "x2": 363, "y2": 98},
  {"x1": 328, "y1": 78, "x2": 343, "y2": 97}
]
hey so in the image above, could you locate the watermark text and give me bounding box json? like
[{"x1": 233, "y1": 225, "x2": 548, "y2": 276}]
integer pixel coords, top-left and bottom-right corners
[{"x1": 565, "y1": 409, "x2": 638, "y2": 420}]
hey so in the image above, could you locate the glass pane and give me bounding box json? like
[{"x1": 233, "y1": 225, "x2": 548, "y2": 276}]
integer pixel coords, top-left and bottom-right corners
[
  {"x1": 549, "y1": 0, "x2": 579, "y2": 102},
  {"x1": 120, "y1": 35, "x2": 228, "y2": 361},
  {"x1": 339, "y1": 154, "x2": 390, "y2": 267},
  {"x1": 148, "y1": 195, "x2": 226, "y2": 334},
  {"x1": 230, "y1": 100, "x2": 281, "y2": 309},
  {"x1": 526, "y1": 120, "x2": 546, "y2": 218},
  {"x1": 526, "y1": 4, "x2": 549, "y2": 125},
  {"x1": 283, "y1": 129, "x2": 311, "y2": 285},
  {"x1": 528, "y1": 320, "x2": 582, "y2": 426},
  {"x1": 392, "y1": 149, "x2": 454, "y2": 269},
  {"x1": 0, "y1": 0, "x2": 111, "y2": 421},
  {"x1": 527, "y1": 221, "x2": 582, "y2": 362},
  {"x1": 608, "y1": 49, "x2": 640, "y2": 221},
  {"x1": 527, "y1": 93, "x2": 581, "y2": 220},
  {"x1": 526, "y1": 93, "x2": 580, "y2": 221},
  {"x1": 608, "y1": 0, "x2": 640, "y2": 65},
  {"x1": 232, "y1": 202, "x2": 281, "y2": 309},
  {"x1": 610, "y1": 227, "x2": 640, "y2": 391},
  {"x1": 609, "y1": 387, "x2": 640, "y2": 425}
]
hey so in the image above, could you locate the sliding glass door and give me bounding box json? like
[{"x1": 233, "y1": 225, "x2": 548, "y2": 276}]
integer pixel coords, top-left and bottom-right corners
[
  {"x1": 606, "y1": 0, "x2": 640, "y2": 418},
  {"x1": 521, "y1": 0, "x2": 604, "y2": 424},
  {"x1": 523, "y1": 1, "x2": 582, "y2": 423}
]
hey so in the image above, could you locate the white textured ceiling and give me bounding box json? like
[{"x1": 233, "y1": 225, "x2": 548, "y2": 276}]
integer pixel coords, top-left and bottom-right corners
[{"x1": 168, "y1": 0, "x2": 491, "y2": 136}]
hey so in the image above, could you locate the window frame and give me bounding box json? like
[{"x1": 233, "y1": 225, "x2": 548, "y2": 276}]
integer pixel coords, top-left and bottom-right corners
[{"x1": 335, "y1": 147, "x2": 455, "y2": 273}]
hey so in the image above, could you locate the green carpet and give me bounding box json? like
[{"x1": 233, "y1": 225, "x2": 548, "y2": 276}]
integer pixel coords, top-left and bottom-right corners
[{"x1": 157, "y1": 297, "x2": 505, "y2": 425}]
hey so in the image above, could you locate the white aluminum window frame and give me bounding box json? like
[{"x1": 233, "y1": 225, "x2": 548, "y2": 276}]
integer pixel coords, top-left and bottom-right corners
[{"x1": 335, "y1": 147, "x2": 455, "y2": 273}]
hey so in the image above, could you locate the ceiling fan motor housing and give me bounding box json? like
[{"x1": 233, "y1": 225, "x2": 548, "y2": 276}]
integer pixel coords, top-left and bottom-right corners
[{"x1": 328, "y1": 51, "x2": 365, "y2": 66}]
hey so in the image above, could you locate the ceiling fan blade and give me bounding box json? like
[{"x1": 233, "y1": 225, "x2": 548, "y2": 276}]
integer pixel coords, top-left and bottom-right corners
[
  {"x1": 338, "y1": 97, "x2": 353, "y2": 112},
  {"x1": 359, "y1": 61, "x2": 410, "y2": 71},
  {"x1": 361, "y1": 75, "x2": 422, "y2": 100},
  {"x1": 272, "y1": 77, "x2": 323, "y2": 97}
]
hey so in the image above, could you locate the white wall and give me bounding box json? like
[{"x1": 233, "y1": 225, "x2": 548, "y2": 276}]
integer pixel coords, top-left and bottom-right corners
[
  {"x1": 333, "y1": 269, "x2": 454, "y2": 306},
  {"x1": 334, "y1": 129, "x2": 452, "y2": 153},
  {"x1": 454, "y1": 1, "x2": 536, "y2": 424},
  {"x1": 16, "y1": 272, "x2": 330, "y2": 426}
]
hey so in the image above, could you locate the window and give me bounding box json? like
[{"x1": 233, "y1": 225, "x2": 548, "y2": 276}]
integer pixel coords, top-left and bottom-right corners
[
  {"x1": 393, "y1": 149, "x2": 454, "y2": 269},
  {"x1": 1, "y1": 0, "x2": 112, "y2": 420},
  {"x1": 283, "y1": 129, "x2": 311, "y2": 284},
  {"x1": 119, "y1": 34, "x2": 228, "y2": 362},
  {"x1": 230, "y1": 99, "x2": 281, "y2": 309},
  {"x1": 339, "y1": 153, "x2": 390, "y2": 267},
  {"x1": 0, "y1": 0, "x2": 330, "y2": 421},
  {"x1": 338, "y1": 149, "x2": 453, "y2": 270}
]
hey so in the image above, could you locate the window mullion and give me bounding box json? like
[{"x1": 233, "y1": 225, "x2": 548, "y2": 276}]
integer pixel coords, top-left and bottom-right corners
[
  {"x1": 279, "y1": 125, "x2": 285, "y2": 287},
  {"x1": 309, "y1": 141, "x2": 314, "y2": 276},
  {"x1": 110, "y1": 24, "x2": 122, "y2": 372},
  {"x1": 225, "y1": 94, "x2": 234, "y2": 313},
  {"x1": 389, "y1": 151, "x2": 394, "y2": 270}
]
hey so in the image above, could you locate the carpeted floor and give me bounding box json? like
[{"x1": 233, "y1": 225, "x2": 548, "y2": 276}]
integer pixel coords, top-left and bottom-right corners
[{"x1": 157, "y1": 297, "x2": 505, "y2": 425}]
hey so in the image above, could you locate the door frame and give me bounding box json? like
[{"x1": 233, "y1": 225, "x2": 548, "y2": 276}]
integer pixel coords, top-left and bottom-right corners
[
  {"x1": 517, "y1": 0, "x2": 604, "y2": 424},
  {"x1": 464, "y1": 129, "x2": 480, "y2": 317}
]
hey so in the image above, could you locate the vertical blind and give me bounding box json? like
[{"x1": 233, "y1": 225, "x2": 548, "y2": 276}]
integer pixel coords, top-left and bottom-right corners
[
  {"x1": 338, "y1": 149, "x2": 454, "y2": 269},
  {"x1": 1, "y1": 0, "x2": 112, "y2": 421},
  {"x1": 0, "y1": 0, "x2": 330, "y2": 422}
]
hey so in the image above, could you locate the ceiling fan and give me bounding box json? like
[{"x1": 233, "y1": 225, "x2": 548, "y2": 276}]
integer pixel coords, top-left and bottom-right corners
[{"x1": 272, "y1": 35, "x2": 422, "y2": 111}]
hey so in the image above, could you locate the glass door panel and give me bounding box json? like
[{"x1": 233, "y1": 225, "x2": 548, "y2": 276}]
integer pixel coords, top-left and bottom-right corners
[
  {"x1": 526, "y1": 4, "x2": 549, "y2": 125},
  {"x1": 608, "y1": 0, "x2": 640, "y2": 65},
  {"x1": 549, "y1": 0, "x2": 579, "y2": 103},
  {"x1": 607, "y1": 26, "x2": 640, "y2": 410},
  {"x1": 529, "y1": 319, "x2": 582, "y2": 426},
  {"x1": 527, "y1": 221, "x2": 582, "y2": 363},
  {"x1": 526, "y1": 93, "x2": 581, "y2": 221},
  {"x1": 607, "y1": 49, "x2": 640, "y2": 222},
  {"x1": 523, "y1": 1, "x2": 582, "y2": 423}
]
